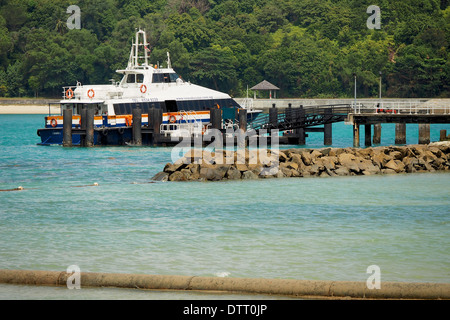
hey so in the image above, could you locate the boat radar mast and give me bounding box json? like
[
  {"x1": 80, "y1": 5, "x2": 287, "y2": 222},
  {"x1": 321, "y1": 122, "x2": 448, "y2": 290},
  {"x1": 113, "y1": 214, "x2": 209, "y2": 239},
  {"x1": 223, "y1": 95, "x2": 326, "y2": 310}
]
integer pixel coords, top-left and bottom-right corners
[{"x1": 127, "y1": 29, "x2": 150, "y2": 69}]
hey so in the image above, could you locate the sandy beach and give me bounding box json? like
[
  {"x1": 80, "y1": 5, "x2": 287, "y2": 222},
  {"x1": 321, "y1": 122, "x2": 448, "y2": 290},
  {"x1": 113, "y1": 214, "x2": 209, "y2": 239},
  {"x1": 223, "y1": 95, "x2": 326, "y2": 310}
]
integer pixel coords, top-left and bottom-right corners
[{"x1": 0, "y1": 105, "x2": 60, "y2": 114}]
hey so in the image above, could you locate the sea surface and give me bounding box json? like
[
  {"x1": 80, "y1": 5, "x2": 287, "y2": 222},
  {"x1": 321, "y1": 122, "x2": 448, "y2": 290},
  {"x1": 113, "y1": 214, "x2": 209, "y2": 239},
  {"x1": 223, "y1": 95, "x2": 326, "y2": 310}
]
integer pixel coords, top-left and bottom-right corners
[{"x1": 0, "y1": 114, "x2": 449, "y2": 300}]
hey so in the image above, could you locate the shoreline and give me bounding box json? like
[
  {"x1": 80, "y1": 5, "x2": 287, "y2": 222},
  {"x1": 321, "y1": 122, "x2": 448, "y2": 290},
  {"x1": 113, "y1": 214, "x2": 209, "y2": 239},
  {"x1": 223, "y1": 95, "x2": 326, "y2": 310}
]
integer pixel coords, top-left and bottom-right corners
[
  {"x1": 0, "y1": 104, "x2": 60, "y2": 114},
  {"x1": 152, "y1": 142, "x2": 450, "y2": 182}
]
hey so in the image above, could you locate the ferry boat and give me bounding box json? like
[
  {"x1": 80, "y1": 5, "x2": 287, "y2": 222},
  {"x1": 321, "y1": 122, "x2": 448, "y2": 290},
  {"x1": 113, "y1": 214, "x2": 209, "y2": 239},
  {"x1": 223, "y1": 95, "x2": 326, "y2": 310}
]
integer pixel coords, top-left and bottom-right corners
[{"x1": 37, "y1": 29, "x2": 261, "y2": 146}]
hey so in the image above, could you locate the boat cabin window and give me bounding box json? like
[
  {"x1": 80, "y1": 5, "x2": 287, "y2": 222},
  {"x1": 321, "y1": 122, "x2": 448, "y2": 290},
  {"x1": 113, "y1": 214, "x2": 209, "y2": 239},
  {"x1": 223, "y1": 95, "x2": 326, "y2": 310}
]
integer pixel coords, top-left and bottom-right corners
[
  {"x1": 126, "y1": 74, "x2": 144, "y2": 83},
  {"x1": 152, "y1": 73, "x2": 179, "y2": 83}
]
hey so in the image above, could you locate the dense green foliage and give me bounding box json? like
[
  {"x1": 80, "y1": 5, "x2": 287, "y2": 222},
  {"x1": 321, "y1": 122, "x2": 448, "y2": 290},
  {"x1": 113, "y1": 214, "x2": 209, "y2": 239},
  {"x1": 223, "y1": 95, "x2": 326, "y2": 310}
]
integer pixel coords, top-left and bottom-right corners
[{"x1": 0, "y1": 0, "x2": 448, "y2": 98}]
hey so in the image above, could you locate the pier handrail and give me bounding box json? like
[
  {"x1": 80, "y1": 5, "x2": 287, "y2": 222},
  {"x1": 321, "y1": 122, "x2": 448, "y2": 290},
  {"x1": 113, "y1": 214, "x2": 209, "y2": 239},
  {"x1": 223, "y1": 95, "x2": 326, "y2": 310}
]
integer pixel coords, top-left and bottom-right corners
[
  {"x1": 351, "y1": 101, "x2": 450, "y2": 115},
  {"x1": 248, "y1": 104, "x2": 353, "y2": 131}
]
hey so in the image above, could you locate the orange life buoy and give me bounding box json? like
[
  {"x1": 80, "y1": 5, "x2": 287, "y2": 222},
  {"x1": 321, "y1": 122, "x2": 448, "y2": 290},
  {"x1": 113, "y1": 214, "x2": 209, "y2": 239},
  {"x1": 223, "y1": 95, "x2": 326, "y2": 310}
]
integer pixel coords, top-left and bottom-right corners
[
  {"x1": 87, "y1": 89, "x2": 95, "y2": 99},
  {"x1": 50, "y1": 118, "x2": 57, "y2": 127},
  {"x1": 66, "y1": 88, "x2": 74, "y2": 99},
  {"x1": 169, "y1": 115, "x2": 176, "y2": 123},
  {"x1": 140, "y1": 84, "x2": 147, "y2": 93}
]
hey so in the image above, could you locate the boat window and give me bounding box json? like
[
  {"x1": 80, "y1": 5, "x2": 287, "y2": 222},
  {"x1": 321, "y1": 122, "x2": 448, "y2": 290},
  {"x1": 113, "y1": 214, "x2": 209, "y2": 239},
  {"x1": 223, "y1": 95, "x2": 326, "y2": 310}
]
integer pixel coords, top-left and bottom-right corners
[
  {"x1": 152, "y1": 73, "x2": 179, "y2": 83},
  {"x1": 136, "y1": 74, "x2": 144, "y2": 83},
  {"x1": 169, "y1": 73, "x2": 179, "y2": 82},
  {"x1": 126, "y1": 74, "x2": 135, "y2": 83},
  {"x1": 165, "y1": 100, "x2": 178, "y2": 113},
  {"x1": 152, "y1": 74, "x2": 163, "y2": 83}
]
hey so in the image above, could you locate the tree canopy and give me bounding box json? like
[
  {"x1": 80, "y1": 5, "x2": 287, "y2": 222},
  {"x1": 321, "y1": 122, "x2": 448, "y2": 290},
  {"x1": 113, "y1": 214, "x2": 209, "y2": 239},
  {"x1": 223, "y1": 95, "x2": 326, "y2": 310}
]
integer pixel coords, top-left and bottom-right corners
[{"x1": 0, "y1": 0, "x2": 448, "y2": 98}]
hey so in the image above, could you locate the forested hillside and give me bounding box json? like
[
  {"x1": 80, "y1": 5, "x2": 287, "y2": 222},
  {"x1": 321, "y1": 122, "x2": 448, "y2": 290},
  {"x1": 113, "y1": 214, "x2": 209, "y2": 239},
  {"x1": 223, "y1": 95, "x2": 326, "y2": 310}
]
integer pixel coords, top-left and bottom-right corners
[{"x1": 0, "y1": 0, "x2": 448, "y2": 98}]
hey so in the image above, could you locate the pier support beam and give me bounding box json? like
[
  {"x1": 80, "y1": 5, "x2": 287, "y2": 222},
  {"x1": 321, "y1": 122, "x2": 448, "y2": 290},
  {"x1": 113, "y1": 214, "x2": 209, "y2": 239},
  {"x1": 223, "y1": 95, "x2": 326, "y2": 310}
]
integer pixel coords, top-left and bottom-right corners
[
  {"x1": 395, "y1": 123, "x2": 406, "y2": 145},
  {"x1": 132, "y1": 107, "x2": 142, "y2": 146},
  {"x1": 373, "y1": 123, "x2": 381, "y2": 144},
  {"x1": 440, "y1": 130, "x2": 447, "y2": 141},
  {"x1": 418, "y1": 123, "x2": 430, "y2": 144},
  {"x1": 353, "y1": 123, "x2": 360, "y2": 148},
  {"x1": 62, "y1": 108, "x2": 72, "y2": 147},
  {"x1": 324, "y1": 108, "x2": 332, "y2": 146},
  {"x1": 364, "y1": 124, "x2": 372, "y2": 147}
]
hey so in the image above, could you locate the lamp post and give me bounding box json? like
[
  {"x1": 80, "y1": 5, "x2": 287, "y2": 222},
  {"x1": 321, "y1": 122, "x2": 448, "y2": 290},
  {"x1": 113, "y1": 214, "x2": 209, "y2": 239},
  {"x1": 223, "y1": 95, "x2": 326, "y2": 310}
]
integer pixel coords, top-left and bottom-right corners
[
  {"x1": 379, "y1": 71, "x2": 382, "y2": 106},
  {"x1": 353, "y1": 73, "x2": 357, "y2": 111}
]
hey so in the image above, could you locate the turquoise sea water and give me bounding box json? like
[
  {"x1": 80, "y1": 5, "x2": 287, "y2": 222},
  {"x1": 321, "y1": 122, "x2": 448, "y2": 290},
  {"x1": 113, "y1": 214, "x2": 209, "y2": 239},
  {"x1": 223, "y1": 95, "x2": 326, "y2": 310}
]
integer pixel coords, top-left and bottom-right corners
[{"x1": 0, "y1": 114, "x2": 449, "y2": 299}]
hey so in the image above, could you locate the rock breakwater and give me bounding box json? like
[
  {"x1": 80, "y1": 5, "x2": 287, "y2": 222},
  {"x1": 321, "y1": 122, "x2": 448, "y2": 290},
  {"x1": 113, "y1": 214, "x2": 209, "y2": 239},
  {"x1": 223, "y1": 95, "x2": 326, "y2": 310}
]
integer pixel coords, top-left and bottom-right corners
[{"x1": 151, "y1": 142, "x2": 450, "y2": 182}]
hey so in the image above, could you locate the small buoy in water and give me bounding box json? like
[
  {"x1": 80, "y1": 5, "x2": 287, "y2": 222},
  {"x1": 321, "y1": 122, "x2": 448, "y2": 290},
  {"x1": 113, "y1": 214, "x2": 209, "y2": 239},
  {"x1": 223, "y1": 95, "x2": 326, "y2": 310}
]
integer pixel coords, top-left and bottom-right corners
[
  {"x1": 17, "y1": 186, "x2": 23, "y2": 190},
  {"x1": 93, "y1": 182, "x2": 98, "y2": 186}
]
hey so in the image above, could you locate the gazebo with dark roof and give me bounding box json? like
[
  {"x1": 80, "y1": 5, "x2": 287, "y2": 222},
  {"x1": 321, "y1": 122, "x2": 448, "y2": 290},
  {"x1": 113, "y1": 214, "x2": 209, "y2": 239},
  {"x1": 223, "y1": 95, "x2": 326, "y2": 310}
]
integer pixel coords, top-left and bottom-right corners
[{"x1": 250, "y1": 80, "x2": 280, "y2": 99}]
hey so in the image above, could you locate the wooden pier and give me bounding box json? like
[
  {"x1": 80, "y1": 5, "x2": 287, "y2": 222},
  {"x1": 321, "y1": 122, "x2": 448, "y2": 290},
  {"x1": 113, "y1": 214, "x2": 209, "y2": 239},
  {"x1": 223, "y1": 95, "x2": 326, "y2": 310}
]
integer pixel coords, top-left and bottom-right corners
[
  {"x1": 347, "y1": 112, "x2": 450, "y2": 147},
  {"x1": 60, "y1": 103, "x2": 450, "y2": 147}
]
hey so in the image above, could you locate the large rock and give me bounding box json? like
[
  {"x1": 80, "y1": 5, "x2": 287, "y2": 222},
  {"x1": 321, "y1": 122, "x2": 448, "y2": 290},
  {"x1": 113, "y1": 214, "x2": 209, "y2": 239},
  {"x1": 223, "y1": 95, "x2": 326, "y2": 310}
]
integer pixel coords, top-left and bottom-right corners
[
  {"x1": 226, "y1": 166, "x2": 241, "y2": 180},
  {"x1": 242, "y1": 170, "x2": 258, "y2": 180},
  {"x1": 152, "y1": 171, "x2": 169, "y2": 182},
  {"x1": 384, "y1": 159, "x2": 405, "y2": 173}
]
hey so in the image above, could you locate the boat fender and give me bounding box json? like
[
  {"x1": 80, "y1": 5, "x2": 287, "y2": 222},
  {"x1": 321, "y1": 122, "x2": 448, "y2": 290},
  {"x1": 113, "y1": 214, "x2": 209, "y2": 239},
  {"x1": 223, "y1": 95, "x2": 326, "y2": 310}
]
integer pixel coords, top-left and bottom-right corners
[
  {"x1": 51, "y1": 118, "x2": 57, "y2": 127},
  {"x1": 140, "y1": 84, "x2": 147, "y2": 94},
  {"x1": 118, "y1": 127, "x2": 124, "y2": 135},
  {"x1": 87, "y1": 89, "x2": 95, "y2": 99},
  {"x1": 66, "y1": 88, "x2": 74, "y2": 99}
]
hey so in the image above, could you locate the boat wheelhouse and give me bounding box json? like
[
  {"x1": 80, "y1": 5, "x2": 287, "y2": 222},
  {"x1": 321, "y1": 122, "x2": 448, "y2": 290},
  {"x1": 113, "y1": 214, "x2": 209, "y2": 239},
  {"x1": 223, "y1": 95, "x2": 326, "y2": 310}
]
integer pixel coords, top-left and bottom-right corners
[{"x1": 37, "y1": 29, "x2": 261, "y2": 145}]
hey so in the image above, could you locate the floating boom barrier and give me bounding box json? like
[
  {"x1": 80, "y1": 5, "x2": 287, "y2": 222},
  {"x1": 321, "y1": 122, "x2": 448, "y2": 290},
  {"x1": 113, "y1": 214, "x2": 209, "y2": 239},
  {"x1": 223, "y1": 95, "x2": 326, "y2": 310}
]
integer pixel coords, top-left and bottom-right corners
[{"x1": 0, "y1": 269, "x2": 449, "y2": 299}]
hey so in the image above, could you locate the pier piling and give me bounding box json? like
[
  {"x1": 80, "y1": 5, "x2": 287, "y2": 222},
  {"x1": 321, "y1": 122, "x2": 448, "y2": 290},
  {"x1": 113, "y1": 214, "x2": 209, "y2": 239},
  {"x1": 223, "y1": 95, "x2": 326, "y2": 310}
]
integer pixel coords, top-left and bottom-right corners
[
  {"x1": 395, "y1": 123, "x2": 406, "y2": 145},
  {"x1": 269, "y1": 104, "x2": 277, "y2": 128},
  {"x1": 210, "y1": 107, "x2": 222, "y2": 130},
  {"x1": 85, "y1": 106, "x2": 95, "y2": 147},
  {"x1": 324, "y1": 108, "x2": 332, "y2": 146},
  {"x1": 441, "y1": 129, "x2": 448, "y2": 141},
  {"x1": 62, "y1": 109, "x2": 72, "y2": 147},
  {"x1": 238, "y1": 108, "x2": 247, "y2": 132},
  {"x1": 132, "y1": 107, "x2": 142, "y2": 146},
  {"x1": 353, "y1": 123, "x2": 360, "y2": 147},
  {"x1": 364, "y1": 124, "x2": 372, "y2": 147},
  {"x1": 296, "y1": 105, "x2": 306, "y2": 145},
  {"x1": 373, "y1": 123, "x2": 381, "y2": 144},
  {"x1": 418, "y1": 123, "x2": 430, "y2": 144}
]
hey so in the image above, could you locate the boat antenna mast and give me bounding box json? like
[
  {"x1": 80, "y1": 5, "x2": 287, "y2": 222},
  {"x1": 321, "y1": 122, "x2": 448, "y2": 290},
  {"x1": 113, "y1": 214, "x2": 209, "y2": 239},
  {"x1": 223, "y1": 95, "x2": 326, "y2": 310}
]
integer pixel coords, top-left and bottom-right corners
[
  {"x1": 167, "y1": 52, "x2": 171, "y2": 69},
  {"x1": 127, "y1": 28, "x2": 150, "y2": 69}
]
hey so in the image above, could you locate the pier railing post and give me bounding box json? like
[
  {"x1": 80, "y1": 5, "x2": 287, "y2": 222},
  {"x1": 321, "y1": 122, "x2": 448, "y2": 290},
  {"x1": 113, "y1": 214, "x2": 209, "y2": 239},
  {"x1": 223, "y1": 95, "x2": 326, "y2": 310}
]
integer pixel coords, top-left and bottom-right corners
[
  {"x1": 62, "y1": 108, "x2": 72, "y2": 147},
  {"x1": 132, "y1": 107, "x2": 142, "y2": 146}
]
